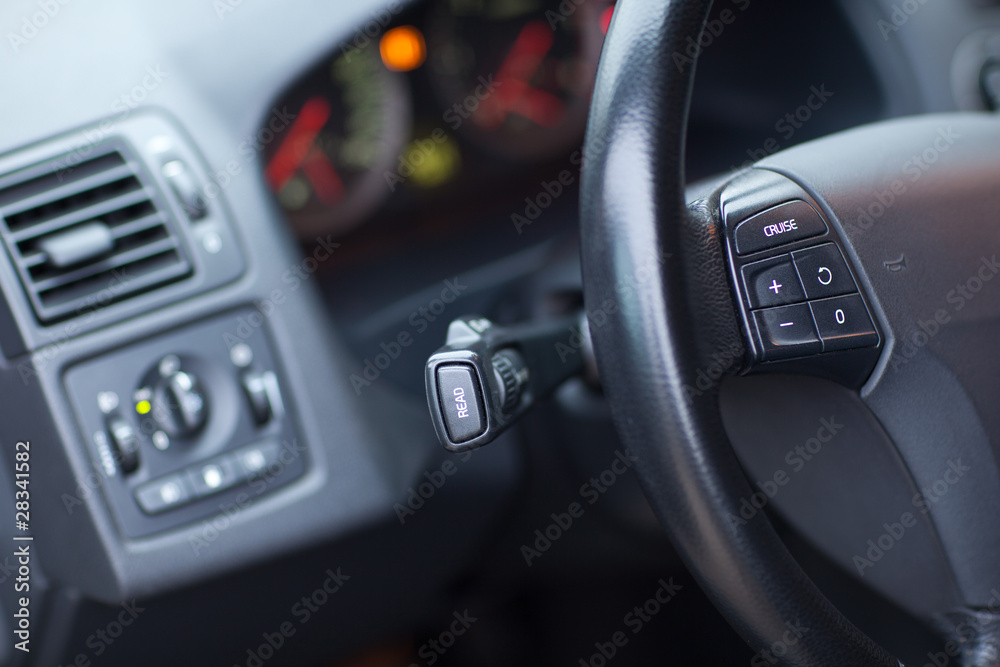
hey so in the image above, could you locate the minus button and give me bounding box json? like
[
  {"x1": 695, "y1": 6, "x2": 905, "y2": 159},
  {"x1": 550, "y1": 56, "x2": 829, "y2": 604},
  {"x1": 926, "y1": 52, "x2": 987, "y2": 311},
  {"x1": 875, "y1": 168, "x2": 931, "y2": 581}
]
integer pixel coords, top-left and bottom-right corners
[{"x1": 752, "y1": 303, "x2": 822, "y2": 361}]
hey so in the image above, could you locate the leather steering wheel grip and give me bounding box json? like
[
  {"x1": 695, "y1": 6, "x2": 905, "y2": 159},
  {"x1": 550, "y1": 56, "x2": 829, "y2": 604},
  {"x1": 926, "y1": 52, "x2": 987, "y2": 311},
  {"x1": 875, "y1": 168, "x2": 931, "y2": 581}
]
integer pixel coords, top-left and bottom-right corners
[{"x1": 578, "y1": 1, "x2": 904, "y2": 666}]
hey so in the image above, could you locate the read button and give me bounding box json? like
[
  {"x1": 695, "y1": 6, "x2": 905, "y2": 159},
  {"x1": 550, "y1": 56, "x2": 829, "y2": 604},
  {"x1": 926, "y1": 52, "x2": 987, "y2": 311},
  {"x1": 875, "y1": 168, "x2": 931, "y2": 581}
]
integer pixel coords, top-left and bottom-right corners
[
  {"x1": 734, "y1": 200, "x2": 827, "y2": 255},
  {"x1": 436, "y1": 365, "x2": 485, "y2": 443}
]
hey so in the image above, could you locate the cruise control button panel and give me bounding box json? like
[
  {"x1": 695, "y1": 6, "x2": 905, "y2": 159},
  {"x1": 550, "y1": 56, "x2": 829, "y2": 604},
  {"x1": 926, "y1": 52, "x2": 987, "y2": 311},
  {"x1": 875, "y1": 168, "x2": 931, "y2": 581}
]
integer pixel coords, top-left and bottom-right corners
[
  {"x1": 722, "y1": 172, "x2": 882, "y2": 382},
  {"x1": 739, "y1": 242, "x2": 878, "y2": 361}
]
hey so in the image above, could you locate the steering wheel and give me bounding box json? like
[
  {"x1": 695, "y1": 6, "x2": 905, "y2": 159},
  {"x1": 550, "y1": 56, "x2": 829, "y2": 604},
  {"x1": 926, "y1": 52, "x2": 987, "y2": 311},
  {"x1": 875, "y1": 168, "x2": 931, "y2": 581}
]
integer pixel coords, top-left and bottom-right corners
[{"x1": 580, "y1": 1, "x2": 1000, "y2": 665}]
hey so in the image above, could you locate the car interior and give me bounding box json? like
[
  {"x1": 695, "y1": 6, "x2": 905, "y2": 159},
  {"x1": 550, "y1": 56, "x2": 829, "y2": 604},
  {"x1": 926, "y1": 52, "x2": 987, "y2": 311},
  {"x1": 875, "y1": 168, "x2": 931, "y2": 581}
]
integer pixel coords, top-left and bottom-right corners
[{"x1": 1, "y1": 0, "x2": 999, "y2": 665}]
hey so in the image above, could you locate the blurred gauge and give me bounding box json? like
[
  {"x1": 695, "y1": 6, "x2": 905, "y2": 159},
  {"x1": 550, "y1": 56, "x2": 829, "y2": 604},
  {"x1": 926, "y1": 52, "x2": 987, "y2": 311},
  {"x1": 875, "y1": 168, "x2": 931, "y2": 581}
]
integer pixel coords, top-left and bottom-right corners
[
  {"x1": 427, "y1": 0, "x2": 607, "y2": 161},
  {"x1": 263, "y1": 46, "x2": 410, "y2": 238}
]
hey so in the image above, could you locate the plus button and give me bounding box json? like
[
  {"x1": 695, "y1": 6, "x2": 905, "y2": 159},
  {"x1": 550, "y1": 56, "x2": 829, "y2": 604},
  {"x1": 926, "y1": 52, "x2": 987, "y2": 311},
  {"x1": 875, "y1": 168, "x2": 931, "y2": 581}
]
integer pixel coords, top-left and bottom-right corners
[{"x1": 768, "y1": 279, "x2": 782, "y2": 295}]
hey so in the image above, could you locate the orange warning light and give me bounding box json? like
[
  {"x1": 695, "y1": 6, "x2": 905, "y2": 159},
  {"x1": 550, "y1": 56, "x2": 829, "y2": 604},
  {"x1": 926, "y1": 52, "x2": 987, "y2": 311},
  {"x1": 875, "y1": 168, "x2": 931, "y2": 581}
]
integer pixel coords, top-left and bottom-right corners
[{"x1": 380, "y1": 26, "x2": 427, "y2": 72}]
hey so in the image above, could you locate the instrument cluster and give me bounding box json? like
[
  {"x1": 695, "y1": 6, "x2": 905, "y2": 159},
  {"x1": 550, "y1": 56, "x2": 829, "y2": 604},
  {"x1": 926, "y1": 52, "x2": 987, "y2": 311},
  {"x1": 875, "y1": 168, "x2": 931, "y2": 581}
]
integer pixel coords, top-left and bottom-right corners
[{"x1": 262, "y1": 0, "x2": 615, "y2": 240}]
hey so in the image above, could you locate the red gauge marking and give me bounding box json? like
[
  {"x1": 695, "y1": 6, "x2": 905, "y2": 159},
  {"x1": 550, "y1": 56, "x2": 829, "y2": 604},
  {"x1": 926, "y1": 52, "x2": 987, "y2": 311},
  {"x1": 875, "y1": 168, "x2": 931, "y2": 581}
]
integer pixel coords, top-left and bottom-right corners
[
  {"x1": 500, "y1": 80, "x2": 566, "y2": 128},
  {"x1": 600, "y1": 5, "x2": 614, "y2": 35},
  {"x1": 475, "y1": 20, "x2": 566, "y2": 129},
  {"x1": 302, "y1": 145, "x2": 344, "y2": 205},
  {"x1": 265, "y1": 96, "x2": 333, "y2": 192}
]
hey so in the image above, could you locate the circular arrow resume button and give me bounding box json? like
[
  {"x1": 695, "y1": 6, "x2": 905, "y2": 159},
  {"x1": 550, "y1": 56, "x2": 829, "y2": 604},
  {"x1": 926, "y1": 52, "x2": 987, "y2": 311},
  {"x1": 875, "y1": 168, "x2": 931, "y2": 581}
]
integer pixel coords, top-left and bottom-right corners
[{"x1": 791, "y1": 243, "x2": 858, "y2": 299}]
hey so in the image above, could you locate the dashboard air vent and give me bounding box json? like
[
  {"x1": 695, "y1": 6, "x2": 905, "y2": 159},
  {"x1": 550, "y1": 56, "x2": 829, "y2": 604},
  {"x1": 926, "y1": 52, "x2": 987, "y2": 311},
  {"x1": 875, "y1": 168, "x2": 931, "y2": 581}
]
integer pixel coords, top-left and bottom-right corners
[{"x1": 0, "y1": 147, "x2": 192, "y2": 323}]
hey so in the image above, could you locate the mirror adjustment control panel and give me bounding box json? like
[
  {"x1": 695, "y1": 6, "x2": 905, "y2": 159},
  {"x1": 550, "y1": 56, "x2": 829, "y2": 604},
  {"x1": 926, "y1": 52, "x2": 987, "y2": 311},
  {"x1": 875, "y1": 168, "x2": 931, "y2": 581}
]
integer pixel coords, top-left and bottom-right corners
[
  {"x1": 721, "y1": 171, "x2": 882, "y2": 386},
  {"x1": 64, "y1": 310, "x2": 305, "y2": 538}
]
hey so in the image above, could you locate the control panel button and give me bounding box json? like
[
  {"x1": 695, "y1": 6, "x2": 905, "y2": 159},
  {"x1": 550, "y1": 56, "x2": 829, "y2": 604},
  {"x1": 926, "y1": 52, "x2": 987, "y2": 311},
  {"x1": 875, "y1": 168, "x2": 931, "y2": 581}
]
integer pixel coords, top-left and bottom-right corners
[
  {"x1": 188, "y1": 457, "x2": 241, "y2": 498},
  {"x1": 135, "y1": 474, "x2": 192, "y2": 515},
  {"x1": 809, "y1": 294, "x2": 878, "y2": 351},
  {"x1": 734, "y1": 200, "x2": 827, "y2": 255},
  {"x1": 152, "y1": 431, "x2": 170, "y2": 451},
  {"x1": 241, "y1": 371, "x2": 283, "y2": 427},
  {"x1": 753, "y1": 303, "x2": 822, "y2": 361},
  {"x1": 152, "y1": 369, "x2": 208, "y2": 438},
  {"x1": 791, "y1": 243, "x2": 857, "y2": 299},
  {"x1": 741, "y1": 256, "x2": 806, "y2": 309},
  {"x1": 436, "y1": 365, "x2": 486, "y2": 444},
  {"x1": 242, "y1": 372, "x2": 272, "y2": 426},
  {"x1": 107, "y1": 416, "x2": 140, "y2": 474},
  {"x1": 162, "y1": 160, "x2": 208, "y2": 221},
  {"x1": 234, "y1": 440, "x2": 282, "y2": 477}
]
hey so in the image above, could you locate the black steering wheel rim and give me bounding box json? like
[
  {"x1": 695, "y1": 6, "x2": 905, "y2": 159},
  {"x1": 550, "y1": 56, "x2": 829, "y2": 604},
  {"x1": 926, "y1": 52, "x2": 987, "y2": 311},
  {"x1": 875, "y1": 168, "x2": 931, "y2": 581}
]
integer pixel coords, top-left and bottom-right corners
[{"x1": 578, "y1": 1, "x2": 903, "y2": 665}]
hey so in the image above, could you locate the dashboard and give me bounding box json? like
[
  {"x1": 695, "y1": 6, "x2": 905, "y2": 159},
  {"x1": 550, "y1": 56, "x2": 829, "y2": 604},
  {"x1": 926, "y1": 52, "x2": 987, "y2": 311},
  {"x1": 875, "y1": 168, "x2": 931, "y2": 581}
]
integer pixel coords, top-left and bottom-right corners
[{"x1": 0, "y1": 0, "x2": 995, "y2": 664}]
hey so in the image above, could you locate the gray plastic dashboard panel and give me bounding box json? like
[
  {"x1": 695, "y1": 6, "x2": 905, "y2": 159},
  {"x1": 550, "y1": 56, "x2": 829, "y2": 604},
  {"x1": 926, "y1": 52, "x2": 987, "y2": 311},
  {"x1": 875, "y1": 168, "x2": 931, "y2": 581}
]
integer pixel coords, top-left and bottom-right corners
[
  {"x1": 0, "y1": 0, "x2": 430, "y2": 604},
  {"x1": 0, "y1": 114, "x2": 244, "y2": 357},
  {"x1": 0, "y1": 126, "x2": 406, "y2": 603}
]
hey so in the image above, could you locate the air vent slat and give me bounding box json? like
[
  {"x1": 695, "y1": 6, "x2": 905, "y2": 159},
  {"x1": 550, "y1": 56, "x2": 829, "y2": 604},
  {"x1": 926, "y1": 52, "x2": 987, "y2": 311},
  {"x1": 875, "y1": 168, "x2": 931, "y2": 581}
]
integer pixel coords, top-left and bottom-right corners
[
  {"x1": 19, "y1": 253, "x2": 45, "y2": 269},
  {"x1": 0, "y1": 163, "x2": 137, "y2": 219},
  {"x1": 0, "y1": 147, "x2": 193, "y2": 324},
  {"x1": 0, "y1": 152, "x2": 125, "y2": 210},
  {"x1": 106, "y1": 212, "x2": 169, "y2": 241},
  {"x1": 38, "y1": 257, "x2": 191, "y2": 319},
  {"x1": 9, "y1": 188, "x2": 150, "y2": 243},
  {"x1": 31, "y1": 238, "x2": 179, "y2": 293}
]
